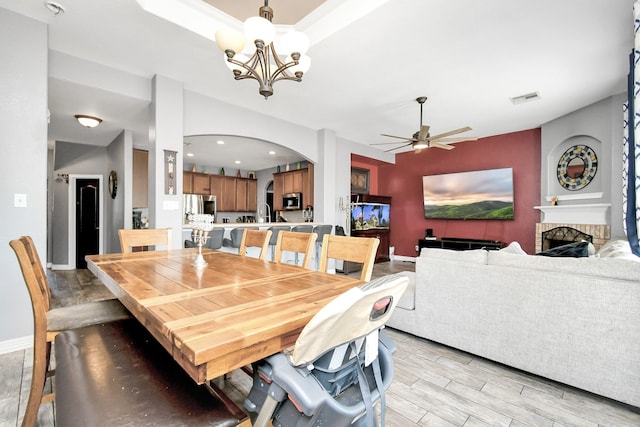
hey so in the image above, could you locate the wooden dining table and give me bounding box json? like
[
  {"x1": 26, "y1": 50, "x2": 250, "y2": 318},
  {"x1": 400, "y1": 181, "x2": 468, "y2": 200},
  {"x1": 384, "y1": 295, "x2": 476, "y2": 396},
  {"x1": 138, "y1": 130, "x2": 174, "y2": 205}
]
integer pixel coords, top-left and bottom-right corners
[{"x1": 86, "y1": 248, "x2": 362, "y2": 384}]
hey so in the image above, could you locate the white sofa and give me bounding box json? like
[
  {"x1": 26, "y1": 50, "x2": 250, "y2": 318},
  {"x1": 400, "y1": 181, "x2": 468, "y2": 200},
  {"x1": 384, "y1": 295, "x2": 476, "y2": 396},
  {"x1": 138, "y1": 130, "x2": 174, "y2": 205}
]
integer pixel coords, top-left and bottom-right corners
[{"x1": 387, "y1": 240, "x2": 640, "y2": 408}]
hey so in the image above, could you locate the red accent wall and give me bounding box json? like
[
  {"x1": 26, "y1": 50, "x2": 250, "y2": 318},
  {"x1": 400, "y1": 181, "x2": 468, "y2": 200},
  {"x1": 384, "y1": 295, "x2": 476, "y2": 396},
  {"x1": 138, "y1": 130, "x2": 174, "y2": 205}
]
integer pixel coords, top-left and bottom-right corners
[
  {"x1": 370, "y1": 129, "x2": 541, "y2": 255},
  {"x1": 351, "y1": 159, "x2": 379, "y2": 194}
]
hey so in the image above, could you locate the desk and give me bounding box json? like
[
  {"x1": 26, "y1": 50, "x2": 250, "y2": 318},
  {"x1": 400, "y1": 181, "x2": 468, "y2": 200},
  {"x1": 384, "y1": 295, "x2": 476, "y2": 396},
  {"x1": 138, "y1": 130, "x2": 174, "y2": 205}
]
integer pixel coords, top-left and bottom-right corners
[{"x1": 86, "y1": 249, "x2": 361, "y2": 384}]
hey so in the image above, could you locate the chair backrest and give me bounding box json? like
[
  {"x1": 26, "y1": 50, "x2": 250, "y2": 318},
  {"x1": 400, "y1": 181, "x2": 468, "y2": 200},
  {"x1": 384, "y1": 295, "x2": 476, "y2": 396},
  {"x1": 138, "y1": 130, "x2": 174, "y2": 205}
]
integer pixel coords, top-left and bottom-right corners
[
  {"x1": 227, "y1": 227, "x2": 246, "y2": 248},
  {"x1": 289, "y1": 273, "x2": 409, "y2": 366},
  {"x1": 312, "y1": 225, "x2": 333, "y2": 243},
  {"x1": 239, "y1": 229, "x2": 272, "y2": 260},
  {"x1": 9, "y1": 237, "x2": 50, "y2": 427},
  {"x1": 267, "y1": 225, "x2": 291, "y2": 245},
  {"x1": 319, "y1": 234, "x2": 379, "y2": 282},
  {"x1": 274, "y1": 231, "x2": 318, "y2": 269},
  {"x1": 291, "y1": 224, "x2": 313, "y2": 233},
  {"x1": 20, "y1": 236, "x2": 51, "y2": 308},
  {"x1": 119, "y1": 228, "x2": 173, "y2": 253},
  {"x1": 207, "y1": 228, "x2": 225, "y2": 249}
]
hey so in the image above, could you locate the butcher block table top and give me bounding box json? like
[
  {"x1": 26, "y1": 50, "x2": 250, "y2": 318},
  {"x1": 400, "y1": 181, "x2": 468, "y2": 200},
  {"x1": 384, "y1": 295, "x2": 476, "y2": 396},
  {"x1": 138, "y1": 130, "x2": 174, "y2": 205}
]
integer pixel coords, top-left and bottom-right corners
[{"x1": 86, "y1": 249, "x2": 362, "y2": 384}]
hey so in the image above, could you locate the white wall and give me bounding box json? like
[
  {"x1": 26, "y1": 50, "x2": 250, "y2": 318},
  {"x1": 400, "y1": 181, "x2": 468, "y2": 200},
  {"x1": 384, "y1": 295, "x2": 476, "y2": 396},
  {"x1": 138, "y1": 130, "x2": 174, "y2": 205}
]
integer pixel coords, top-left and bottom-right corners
[
  {"x1": 541, "y1": 94, "x2": 626, "y2": 237},
  {"x1": 0, "y1": 9, "x2": 48, "y2": 345}
]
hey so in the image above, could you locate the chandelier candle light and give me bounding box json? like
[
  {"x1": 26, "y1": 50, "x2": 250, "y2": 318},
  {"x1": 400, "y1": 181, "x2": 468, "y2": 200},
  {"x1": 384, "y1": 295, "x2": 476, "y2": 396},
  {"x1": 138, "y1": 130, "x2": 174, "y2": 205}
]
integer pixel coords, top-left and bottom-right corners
[
  {"x1": 215, "y1": 0, "x2": 311, "y2": 99},
  {"x1": 188, "y1": 214, "x2": 215, "y2": 269}
]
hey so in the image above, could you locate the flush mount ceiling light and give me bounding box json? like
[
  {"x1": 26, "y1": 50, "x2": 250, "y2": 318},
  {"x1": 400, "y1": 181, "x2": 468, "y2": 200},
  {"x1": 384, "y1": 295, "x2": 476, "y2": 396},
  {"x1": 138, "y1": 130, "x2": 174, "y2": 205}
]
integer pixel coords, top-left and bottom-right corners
[
  {"x1": 215, "y1": 0, "x2": 311, "y2": 99},
  {"x1": 74, "y1": 115, "x2": 102, "y2": 128}
]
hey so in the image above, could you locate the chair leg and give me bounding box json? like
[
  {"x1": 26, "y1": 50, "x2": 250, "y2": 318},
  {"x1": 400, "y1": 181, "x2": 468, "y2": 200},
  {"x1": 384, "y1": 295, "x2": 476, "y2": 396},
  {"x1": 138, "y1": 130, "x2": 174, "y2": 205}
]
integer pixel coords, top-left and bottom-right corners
[{"x1": 21, "y1": 341, "x2": 48, "y2": 427}]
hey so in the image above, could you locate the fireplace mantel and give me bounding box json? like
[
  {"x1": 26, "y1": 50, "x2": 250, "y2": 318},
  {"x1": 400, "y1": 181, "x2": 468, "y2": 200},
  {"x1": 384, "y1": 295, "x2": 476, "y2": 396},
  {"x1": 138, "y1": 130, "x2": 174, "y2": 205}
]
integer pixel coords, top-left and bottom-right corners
[{"x1": 533, "y1": 203, "x2": 610, "y2": 225}]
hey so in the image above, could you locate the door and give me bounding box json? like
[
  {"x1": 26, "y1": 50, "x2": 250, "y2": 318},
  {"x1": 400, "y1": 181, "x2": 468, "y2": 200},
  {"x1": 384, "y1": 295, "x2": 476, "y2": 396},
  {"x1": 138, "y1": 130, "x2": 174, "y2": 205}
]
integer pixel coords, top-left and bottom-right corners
[{"x1": 76, "y1": 179, "x2": 99, "y2": 268}]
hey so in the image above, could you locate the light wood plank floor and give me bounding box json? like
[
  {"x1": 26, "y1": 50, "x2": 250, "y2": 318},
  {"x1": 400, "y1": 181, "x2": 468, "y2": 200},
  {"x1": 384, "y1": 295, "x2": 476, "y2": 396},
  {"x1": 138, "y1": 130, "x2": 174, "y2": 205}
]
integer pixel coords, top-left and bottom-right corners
[{"x1": 2, "y1": 261, "x2": 639, "y2": 426}]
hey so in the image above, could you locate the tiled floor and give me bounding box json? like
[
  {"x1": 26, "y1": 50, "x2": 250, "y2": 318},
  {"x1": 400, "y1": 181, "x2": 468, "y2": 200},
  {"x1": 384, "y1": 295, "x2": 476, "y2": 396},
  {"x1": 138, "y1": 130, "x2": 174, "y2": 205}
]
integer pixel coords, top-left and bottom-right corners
[{"x1": 2, "y1": 261, "x2": 639, "y2": 426}]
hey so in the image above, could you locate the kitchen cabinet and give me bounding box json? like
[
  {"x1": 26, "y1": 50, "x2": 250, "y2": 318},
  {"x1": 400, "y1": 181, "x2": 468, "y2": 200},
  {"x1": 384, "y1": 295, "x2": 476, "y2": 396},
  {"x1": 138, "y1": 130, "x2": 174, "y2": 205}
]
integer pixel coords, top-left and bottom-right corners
[
  {"x1": 132, "y1": 149, "x2": 148, "y2": 208},
  {"x1": 273, "y1": 166, "x2": 313, "y2": 210},
  {"x1": 220, "y1": 176, "x2": 237, "y2": 212},
  {"x1": 273, "y1": 173, "x2": 284, "y2": 210},
  {"x1": 192, "y1": 173, "x2": 211, "y2": 195},
  {"x1": 186, "y1": 172, "x2": 257, "y2": 212},
  {"x1": 183, "y1": 171, "x2": 193, "y2": 194}
]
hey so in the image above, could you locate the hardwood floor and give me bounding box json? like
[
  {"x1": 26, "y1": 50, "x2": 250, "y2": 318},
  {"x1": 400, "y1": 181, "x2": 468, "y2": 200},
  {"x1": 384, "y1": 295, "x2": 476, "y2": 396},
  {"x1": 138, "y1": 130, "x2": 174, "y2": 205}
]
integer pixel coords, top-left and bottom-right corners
[{"x1": 2, "y1": 261, "x2": 639, "y2": 426}]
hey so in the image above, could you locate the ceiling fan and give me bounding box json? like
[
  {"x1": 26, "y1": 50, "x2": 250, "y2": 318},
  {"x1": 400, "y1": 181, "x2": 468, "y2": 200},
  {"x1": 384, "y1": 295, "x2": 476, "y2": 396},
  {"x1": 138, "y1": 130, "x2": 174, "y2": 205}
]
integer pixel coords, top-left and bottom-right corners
[{"x1": 372, "y1": 97, "x2": 477, "y2": 152}]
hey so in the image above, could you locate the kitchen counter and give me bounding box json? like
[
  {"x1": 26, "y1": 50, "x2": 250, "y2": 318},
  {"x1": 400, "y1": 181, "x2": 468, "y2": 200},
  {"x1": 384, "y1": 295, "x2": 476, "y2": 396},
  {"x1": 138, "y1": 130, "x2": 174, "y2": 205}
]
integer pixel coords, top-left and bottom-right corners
[{"x1": 182, "y1": 222, "x2": 319, "y2": 229}]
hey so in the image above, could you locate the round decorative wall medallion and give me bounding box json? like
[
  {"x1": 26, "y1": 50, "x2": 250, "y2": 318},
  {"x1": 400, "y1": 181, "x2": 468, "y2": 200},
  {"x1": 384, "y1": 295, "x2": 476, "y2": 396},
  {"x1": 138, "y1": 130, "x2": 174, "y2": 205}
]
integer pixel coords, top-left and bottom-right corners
[
  {"x1": 556, "y1": 144, "x2": 597, "y2": 191},
  {"x1": 109, "y1": 170, "x2": 118, "y2": 199}
]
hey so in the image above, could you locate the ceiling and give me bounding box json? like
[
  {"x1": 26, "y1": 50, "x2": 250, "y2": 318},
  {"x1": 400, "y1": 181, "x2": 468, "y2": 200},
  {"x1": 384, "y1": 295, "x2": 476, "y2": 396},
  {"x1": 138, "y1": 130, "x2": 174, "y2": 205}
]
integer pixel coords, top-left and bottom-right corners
[{"x1": 0, "y1": 0, "x2": 633, "y2": 170}]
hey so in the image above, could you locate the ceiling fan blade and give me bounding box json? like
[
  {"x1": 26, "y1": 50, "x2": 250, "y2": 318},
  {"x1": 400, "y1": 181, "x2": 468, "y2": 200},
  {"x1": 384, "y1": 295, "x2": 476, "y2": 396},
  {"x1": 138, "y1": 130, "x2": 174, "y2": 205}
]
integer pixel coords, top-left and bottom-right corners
[
  {"x1": 370, "y1": 141, "x2": 414, "y2": 146},
  {"x1": 417, "y1": 125, "x2": 430, "y2": 141},
  {"x1": 380, "y1": 133, "x2": 415, "y2": 141},
  {"x1": 384, "y1": 142, "x2": 412, "y2": 152},
  {"x1": 431, "y1": 136, "x2": 478, "y2": 143},
  {"x1": 429, "y1": 126, "x2": 472, "y2": 141},
  {"x1": 429, "y1": 141, "x2": 455, "y2": 150}
]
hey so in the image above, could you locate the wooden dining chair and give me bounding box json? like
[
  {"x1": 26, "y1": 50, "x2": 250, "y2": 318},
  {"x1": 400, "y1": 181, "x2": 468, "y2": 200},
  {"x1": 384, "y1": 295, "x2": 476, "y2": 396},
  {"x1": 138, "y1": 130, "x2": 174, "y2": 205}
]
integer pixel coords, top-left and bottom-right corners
[
  {"x1": 318, "y1": 234, "x2": 380, "y2": 282},
  {"x1": 9, "y1": 236, "x2": 131, "y2": 427},
  {"x1": 273, "y1": 230, "x2": 318, "y2": 269},
  {"x1": 118, "y1": 228, "x2": 173, "y2": 253},
  {"x1": 239, "y1": 229, "x2": 272, "y2": 261}
]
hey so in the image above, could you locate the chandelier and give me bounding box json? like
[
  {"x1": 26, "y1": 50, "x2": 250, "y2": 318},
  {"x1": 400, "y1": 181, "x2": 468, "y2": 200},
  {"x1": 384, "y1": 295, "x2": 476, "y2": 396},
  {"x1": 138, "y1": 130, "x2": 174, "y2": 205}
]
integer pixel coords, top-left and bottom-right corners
[{"x1": 215, "y1": 1, "x2": 311, "y2": 99}]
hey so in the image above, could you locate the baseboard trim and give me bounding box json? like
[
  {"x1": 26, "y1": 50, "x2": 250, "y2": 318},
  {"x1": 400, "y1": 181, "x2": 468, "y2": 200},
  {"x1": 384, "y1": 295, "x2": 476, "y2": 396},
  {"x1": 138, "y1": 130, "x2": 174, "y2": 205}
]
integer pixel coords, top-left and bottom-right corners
[
  {"x1": 392, "y1": 255, "x2": 416, "y2": 262},
  {"x1": 51, "y1": 264, "x2": 74, "y2": 271},
  {"x1": 0, "y1": 335, "x2": 33, "y2": 354}
]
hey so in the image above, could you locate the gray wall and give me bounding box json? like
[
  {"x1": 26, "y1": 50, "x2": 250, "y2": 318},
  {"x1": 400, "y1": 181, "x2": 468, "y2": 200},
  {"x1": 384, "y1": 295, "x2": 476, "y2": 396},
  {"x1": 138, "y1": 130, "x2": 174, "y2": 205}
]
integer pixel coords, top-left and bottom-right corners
[
  {"x1": 106, "y1": 130, "x2": 132, "y2": 253},
  {"x1": 51, "y1": 142, "x2": 107, "y2": 266},
  {"x1": 0, "y1": 9, "x2": 48, "y2": 344},
  {"x1": 541, "y1": 94, "x2": 626, "y2": 237}
]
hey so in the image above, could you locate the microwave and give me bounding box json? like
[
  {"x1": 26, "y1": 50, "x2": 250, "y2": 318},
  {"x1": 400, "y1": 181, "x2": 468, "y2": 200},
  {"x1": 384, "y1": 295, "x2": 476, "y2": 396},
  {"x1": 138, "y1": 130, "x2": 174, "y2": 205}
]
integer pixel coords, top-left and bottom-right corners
[{"x1": 282, "y1": 193, "x2": 302, "y2": 210}]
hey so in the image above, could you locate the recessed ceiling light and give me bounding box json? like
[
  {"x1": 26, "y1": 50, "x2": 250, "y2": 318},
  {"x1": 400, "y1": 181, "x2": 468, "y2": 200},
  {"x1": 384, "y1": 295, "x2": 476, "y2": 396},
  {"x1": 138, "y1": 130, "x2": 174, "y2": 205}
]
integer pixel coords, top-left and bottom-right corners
[
  {"x1": 186, "y1": 153, "x2": 194, "y2": 157},
  {"x1": 74, "y1": 115, "x2": 102, "y2": 128},
  {"x1": 269, "y1": 150, "x2": 276, "y2": 155},
  {"x1": 216, "y1": 140, "x2": 225, "y2": 145},
  {"x1": 45, "y1": 1, "x2": 65, "y2": 16},
  {"x1": 234, "y1": 160, "x2": 241, "y2": 164}
]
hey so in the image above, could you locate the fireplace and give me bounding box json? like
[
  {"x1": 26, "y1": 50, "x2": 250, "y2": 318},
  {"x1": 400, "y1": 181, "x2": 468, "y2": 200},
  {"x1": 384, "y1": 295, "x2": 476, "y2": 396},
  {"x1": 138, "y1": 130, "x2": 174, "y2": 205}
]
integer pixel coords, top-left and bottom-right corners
[
  {"x1": 535, "y1": 223, "x2": 610, "y2": 253},
  {"x1": 541, "y1": 226, "x2": 593, "y2": 251}
]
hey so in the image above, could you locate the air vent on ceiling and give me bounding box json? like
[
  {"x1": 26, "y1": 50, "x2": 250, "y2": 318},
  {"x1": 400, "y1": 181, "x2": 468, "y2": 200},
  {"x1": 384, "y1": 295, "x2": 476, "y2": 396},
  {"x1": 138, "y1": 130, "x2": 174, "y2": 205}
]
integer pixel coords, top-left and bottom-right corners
[{"x1": 510, "y1": 92, "x2": 541, "y2": 105}]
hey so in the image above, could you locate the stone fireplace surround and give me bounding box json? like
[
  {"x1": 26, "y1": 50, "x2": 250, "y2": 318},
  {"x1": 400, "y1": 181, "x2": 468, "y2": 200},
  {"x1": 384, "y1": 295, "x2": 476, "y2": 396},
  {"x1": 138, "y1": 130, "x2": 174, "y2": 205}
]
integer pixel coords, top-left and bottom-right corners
[{"x1": 535, "y1": 223, "x2": 610, "y2": 253}]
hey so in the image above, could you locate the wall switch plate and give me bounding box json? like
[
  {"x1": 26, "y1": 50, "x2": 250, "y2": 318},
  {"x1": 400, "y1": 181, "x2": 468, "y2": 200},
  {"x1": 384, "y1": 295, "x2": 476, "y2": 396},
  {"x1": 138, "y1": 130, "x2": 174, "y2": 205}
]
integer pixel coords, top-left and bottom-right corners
[{"x1": 14, "y1": 194, "x2": 27, "y2": 208}]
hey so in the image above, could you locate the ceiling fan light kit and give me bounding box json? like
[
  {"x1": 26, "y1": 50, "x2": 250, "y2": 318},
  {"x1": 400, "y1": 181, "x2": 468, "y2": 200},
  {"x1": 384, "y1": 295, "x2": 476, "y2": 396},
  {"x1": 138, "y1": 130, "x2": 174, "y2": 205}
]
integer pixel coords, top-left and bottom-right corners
[
  {"x1": 373, "y1": 96, "x2": 476, "y2": 152},
  {"x1": 215, "y1": 0, "x2": 311, "y2": 99}
]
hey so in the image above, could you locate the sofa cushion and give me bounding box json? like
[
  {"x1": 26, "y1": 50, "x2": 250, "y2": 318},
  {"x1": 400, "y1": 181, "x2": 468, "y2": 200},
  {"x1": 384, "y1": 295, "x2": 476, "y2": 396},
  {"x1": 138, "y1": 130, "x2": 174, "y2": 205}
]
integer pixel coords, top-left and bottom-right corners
[
  {"x1": 536, "y1": 241, "x2": 590, "y2": 258},
  {"x1": 395, "y1": 271, "x2": 415, "y2": 310},
  {"x1": 420, "y1": 248, "x2": 488, "y2": 265},
  {"x1": 499, "y1": 241, "x2": 527, "y2": 255},
  {"x1": 488, "y1": 250, "x2": 640, "y2": 282},
  {"x1": 597, "y1": 238, "x2": 639, "y2": 261}
]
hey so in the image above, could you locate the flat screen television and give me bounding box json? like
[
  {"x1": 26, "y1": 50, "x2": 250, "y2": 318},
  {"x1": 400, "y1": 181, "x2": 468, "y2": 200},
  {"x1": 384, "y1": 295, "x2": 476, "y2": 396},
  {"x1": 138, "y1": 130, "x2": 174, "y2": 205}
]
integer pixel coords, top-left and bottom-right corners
[
  {"x1": 423, "y1": 168, "x2": 514, "y2": 220},
  {"x1": 351, "y1": 202, "x2": 390, "y2": 230}
]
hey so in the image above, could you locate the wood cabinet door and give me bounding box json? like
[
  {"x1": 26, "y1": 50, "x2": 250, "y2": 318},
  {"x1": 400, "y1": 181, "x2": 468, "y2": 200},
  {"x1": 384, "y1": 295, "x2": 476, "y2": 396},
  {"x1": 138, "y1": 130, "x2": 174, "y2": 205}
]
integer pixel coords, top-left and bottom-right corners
[
  {"x1": 210, "y1": 175, "x2": 224, "y2": 200},
  {"x1": 283, "y1": 173, "x2": 294, "y2": 194},
  {"x1": 273, "y1": 174, "x2": 284, "y2": 210},
  {"x1": 247, "y1": 179, "x2": 257, "y2": 212},
  {"x1": 301, "y1": 168, "x2": 312, "y2": 206},
  {"x1": 183, "y1": 171, "x2": 194, "y2": 194},
  {"x1": 292, "y1": 170, "x2": 303, "y2": 193},
  {"x1": 236, "y1": 179, "x2": 248, "y2": 212},
  {"x1": 193, "y1": 173, "x2": 211, "y2": 195},
  {"x1": 220, "y1": 176, "x2": 237, "y2": 211}
]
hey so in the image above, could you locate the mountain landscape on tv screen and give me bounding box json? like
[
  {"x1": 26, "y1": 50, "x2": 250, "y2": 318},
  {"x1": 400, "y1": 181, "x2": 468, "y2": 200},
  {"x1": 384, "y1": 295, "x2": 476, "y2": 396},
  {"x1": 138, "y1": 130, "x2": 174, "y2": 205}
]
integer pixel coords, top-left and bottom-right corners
[{"x1": 424, "y1": 200, "x2": 514, "y2": 220}]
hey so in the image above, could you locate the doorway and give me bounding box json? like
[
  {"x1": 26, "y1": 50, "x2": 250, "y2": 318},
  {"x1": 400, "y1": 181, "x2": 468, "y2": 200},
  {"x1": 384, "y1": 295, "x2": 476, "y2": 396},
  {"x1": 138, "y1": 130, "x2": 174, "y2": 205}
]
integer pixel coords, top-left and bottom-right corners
[
  {"x1": 266, "y1": 180, "x2": 275, "y2": 222},
  {"x1": 75, "y1": 179, "x2": 99, "y2": 268}
]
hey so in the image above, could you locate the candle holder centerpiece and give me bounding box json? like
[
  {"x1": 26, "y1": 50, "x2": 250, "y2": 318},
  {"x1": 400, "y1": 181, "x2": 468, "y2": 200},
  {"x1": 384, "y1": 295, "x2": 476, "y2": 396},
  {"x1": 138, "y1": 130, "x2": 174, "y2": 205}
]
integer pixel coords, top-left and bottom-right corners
[{"x1": 188, "y1": 213, "x2": 215, "y2": 269}]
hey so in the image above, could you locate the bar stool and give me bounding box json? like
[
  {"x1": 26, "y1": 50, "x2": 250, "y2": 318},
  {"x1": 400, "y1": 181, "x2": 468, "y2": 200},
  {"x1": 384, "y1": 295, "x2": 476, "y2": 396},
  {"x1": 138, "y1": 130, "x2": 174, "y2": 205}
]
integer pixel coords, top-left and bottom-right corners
[
  {"x1": 267, "y1": 226, "x2": 290, "y2": 260},
  {"x1": 312, "y1": 224, "x2": 333, "y2": 269},
  {"x1": 207, "y1": 228, "x2": 225, "y2": 250},
  {"x1": 290, "y1": 225, "x2": 313, "y2": 265},
  {"x1": 222, "y1": 227, "x2": 246, "y2": 254}
]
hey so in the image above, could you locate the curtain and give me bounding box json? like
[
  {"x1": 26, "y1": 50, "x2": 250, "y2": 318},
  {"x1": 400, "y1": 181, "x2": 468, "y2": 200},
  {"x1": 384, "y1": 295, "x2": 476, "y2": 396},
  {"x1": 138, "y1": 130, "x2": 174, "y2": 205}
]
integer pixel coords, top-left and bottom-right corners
[{"x1": 623, "y1": 2, "x2": 640, "y2": 256}]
